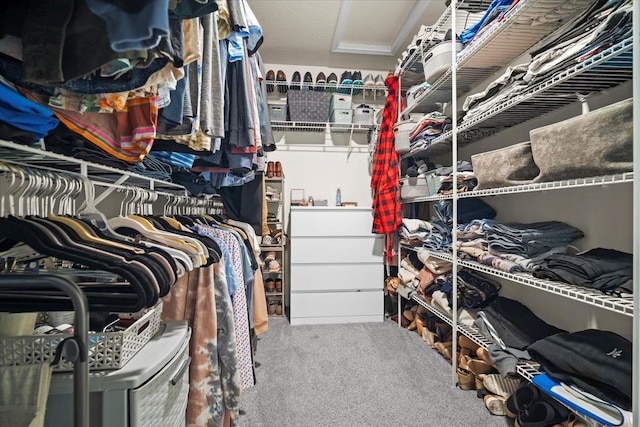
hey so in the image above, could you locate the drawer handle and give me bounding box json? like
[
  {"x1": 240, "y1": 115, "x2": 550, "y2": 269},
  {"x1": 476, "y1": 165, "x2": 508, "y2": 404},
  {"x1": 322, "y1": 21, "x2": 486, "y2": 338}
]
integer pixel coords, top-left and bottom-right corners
[{"x1": 170, "y1": 357, "x2": 191, "y2": 386}]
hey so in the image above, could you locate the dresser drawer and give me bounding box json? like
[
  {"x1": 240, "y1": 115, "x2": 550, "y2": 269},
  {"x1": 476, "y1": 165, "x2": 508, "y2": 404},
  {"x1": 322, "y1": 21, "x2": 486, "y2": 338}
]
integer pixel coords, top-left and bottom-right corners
[
  {"x1": 290, "y1": 291, "x2": 383, "y2": 322},
  {"x1": 290, "y1": 236, "x2": 383, "y2": 264},
  {"x1": 291, "y1": 208, "x2": 374, "y2": 237},
  {"x1": 290, "y1": 263, "x2": 382, "y2": 292},
  {"x1": 129, "y1": 334, "x2": 190, "y2": 427}
]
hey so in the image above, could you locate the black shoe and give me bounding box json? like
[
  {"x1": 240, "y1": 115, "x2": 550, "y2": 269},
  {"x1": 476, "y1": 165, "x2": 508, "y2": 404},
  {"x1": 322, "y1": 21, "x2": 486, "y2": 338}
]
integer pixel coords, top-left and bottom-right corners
[
  {"x1": 315, "y1": 72, "x2": 326, "y2": 92},
  {"x1": 326, "y1": 72, "x2": 338, "y2": 92},
  {"x1": 352, "y1": 71, "x2": 363, "y2": 95},
  {"x1": 266, "y1": 70, "x2": 275, "y2": 93},
  {"x1": 290, "y1": 71, "x2": 301, "y2": 90},
  {"x1": 339, "y1": 71, "x2": 352, "y2": 94},
  {"x1": 276, "y1": 70, "x2": 288, "y2": 94},
  {"x1": 303, "y1": 71, "x2": 313, "y2": 90}
]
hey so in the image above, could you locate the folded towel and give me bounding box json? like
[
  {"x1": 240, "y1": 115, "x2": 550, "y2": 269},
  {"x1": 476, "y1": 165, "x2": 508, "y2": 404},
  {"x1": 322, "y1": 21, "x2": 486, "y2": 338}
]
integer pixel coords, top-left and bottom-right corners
[{"x1": 0, "y1": 363, "x2": 52, "y2": 427}]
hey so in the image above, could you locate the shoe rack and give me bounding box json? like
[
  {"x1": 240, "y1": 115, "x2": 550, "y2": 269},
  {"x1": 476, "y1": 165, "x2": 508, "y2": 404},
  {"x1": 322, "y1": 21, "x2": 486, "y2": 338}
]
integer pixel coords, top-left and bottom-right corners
[{"x1": 262, "y1": 165, "x2": 286, "y2": 317}]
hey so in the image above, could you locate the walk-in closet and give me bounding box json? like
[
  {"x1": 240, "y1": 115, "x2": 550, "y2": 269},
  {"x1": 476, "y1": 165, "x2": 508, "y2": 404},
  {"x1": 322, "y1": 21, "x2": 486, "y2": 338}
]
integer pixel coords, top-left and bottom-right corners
[{"x1": 0, "y1": 1, "x2": 636, "y2": 426}]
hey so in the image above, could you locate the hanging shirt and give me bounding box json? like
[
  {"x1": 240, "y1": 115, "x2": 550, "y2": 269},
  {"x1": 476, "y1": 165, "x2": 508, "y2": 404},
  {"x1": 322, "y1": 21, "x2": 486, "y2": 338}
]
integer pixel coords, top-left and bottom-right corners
[{"x1": 371, "y1": 75, "x2": 402, "y2": 263}]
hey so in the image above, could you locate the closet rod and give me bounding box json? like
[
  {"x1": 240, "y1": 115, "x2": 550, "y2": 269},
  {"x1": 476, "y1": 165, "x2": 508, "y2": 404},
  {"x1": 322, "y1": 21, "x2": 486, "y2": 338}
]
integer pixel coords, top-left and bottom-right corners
[{"x1": 0, "y1": 275, "x2": 89, "y2": 427}]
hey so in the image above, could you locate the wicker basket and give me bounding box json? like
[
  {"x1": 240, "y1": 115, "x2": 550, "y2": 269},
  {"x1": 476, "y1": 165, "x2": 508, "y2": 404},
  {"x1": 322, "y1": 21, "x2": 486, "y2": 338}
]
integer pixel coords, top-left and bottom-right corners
[{"x1": 0, "y1": 302, "x2": 162, "y2": 372}]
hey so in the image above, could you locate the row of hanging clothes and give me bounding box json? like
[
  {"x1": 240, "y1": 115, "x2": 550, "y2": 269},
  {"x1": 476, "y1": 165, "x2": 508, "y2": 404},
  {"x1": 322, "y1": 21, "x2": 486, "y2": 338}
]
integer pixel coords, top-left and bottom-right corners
[{"x1": 0, "y1": 162, "x2": 268, "y2": 427}]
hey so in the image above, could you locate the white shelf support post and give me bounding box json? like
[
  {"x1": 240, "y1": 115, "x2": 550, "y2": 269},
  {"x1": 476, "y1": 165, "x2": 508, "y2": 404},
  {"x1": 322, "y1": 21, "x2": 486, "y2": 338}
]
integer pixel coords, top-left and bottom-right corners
[
  {"x1": 632, "y1": 0, "x2": 639, "y2": 423},
  {"x1": 450, "y1": 0, "x2": 459, "y2": 389}
]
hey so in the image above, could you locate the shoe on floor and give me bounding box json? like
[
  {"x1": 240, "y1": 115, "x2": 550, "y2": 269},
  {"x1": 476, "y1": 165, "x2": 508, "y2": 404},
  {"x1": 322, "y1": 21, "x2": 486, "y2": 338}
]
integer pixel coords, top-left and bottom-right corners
[
  {"x1": 276, "y1": 70, "x2": 288, "y2": 93},
  {"x1": 457, "y1": 367, "x2": 475, "y2": 391},
  {"x1": 483, "y1": 374, "x2": 521, "y2": 399},
  {"x1": 515, "y1": 401, "x2": 568, "y2": 427},
  {"x1": 266, "y1": 70, "x2": 275, "y2": 93},
  {"x1": 290, "y1": 71, "x2": 301, "y2": 90},
  {"x1": 484, "y1": 394, "x2": 508, "y2": 416}
]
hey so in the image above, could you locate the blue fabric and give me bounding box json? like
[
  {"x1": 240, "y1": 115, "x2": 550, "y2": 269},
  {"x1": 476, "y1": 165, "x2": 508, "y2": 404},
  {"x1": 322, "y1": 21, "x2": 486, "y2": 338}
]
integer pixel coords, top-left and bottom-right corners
[
  {"x1": 227, "y1": 30, "x2": 250, "y2": 62},
  {"x1": 85, "y1": 0, "x2": 170, "y2": 52},
  {"x1": 148, "y1": 151, "x2": 196, "y2": 169},
  {"x1": 0, "y1": 81, "x2": 58, "y2": 139},
  {"x1": 192, "y1": 228, "x2": 240, "y2": 296},
  {"x1": 460, "y1": 0, "x2": 513, "y2": 44}
]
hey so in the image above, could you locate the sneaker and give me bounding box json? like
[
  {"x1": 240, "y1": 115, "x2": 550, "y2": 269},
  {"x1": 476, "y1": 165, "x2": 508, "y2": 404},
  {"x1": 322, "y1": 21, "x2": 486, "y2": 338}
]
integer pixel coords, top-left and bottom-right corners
[
  {"x1": 483, "y1": 394, "x2": 508, "y2": 416},
  {"x1": 363, "y1": 73, "x2": 374, "y2": 86},
  {"x1": 265, "y1": 70, "x2": 275, "y2": 93},
  {"x1": 352, "y1": 71, "x2": 363, "y2": 95},
  {"x1": 326, "y1": 72, "x2": 338, "y2": 92},
  {"x1": 276, "y1": 70, "x2": 288, "y2": 94},
  {"x1": 315, "y1": 72, "x2": 326, "y2": 92},
  {"x1": 339, "y1": 71, "x2": 352, "y2": 94},
  {"x1": 483, "y1": 374, "x2": 521, "y2": 399},
  {"x1": 290, "y1": 71, "x2": 301, "y2": 90},
  {"x1": 374, "y1": 74, "x2": 385, "y2": 87}
]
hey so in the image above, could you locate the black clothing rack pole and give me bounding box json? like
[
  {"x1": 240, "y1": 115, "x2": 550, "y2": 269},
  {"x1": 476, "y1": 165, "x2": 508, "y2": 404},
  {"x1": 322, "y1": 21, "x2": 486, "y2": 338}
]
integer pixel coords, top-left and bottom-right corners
[{"x1": 0, "y1": 275, "x2": 89, "y2": 427}]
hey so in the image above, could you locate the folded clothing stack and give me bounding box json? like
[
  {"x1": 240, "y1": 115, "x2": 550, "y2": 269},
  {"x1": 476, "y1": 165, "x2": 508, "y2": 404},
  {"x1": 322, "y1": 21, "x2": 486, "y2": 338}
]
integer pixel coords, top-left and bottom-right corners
[
  {"x1": 532, "y1": 247, "x2": 633, "y2": 294},
  {"x1": 407, "y1": 112, "x2": 451, "y2": 151}
]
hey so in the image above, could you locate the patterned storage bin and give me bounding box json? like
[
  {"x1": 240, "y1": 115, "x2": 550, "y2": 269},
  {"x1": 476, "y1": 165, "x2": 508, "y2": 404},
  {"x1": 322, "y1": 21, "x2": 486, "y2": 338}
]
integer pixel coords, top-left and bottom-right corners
[{"x1": 287, "y1": 91, "x2": 331, "y2": 122}]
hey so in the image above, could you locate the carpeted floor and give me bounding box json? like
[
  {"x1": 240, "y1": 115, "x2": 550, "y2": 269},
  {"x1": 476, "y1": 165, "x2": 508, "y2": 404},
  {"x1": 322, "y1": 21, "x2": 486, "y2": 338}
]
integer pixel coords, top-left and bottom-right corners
[{"x1": 238, "y1": 318, "x2": 512, "y2": 427}]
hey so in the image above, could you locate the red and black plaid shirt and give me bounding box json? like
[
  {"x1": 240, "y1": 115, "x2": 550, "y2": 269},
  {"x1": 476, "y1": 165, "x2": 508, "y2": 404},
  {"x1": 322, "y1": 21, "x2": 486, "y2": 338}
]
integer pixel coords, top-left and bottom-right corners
[{"x1": 371, "y1": 75, "x2": 402, "y2": 263}]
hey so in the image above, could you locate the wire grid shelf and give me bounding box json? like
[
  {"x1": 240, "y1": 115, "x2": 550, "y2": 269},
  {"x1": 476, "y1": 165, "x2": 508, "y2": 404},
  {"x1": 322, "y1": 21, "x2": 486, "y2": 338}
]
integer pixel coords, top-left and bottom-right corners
[
  {"x1": 399, "y1": 172, "x2": 634, "y2": 203},
  {"x1": 0, "y1": 140, "x2": 186, "y2": 193},
  {"x1": 399, "y1": 245, "x2": 633, "y2": 316},
  {"x1": 0, "y1": 302, "x2": 162, "y2": 372},
  {"x1": 270, "y1": 120, "x2": 377, "y2": 133},
  {"x1": 266, "y1": 82, "x2": 387, "y2": 103},
  {"x1": 402, "y1": 0, "x2": 597, "y2": 115}
]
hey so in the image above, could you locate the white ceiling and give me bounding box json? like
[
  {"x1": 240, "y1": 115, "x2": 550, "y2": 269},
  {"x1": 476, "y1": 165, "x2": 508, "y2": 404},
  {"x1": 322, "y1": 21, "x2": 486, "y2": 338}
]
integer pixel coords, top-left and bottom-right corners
[{"x1": 247, "y1": 0, "x2": 447, "y2": 71}]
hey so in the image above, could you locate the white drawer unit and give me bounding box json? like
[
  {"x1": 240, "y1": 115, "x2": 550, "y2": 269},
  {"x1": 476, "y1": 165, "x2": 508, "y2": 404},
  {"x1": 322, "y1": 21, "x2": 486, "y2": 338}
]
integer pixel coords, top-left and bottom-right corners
[
  {"x1": 289, "y1": 207, "x2": 384, "y2": 325},
  {"x1": 45, "y1": 322, "x2": 191, "y2": 427}
]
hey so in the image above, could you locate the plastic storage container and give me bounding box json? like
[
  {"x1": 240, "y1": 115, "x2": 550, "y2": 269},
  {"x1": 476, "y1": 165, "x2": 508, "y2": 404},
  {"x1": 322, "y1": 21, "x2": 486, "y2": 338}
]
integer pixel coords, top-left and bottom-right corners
[
  {"x1": 330, "y1": 94, "x2": 352, "y2": 111},
  {"x1": 268, "y1": 103, "x2": 287, "y2": 121},
  {"x1": 353, "y1": 105, "x2": 374, "y2": 125},
  {"x1": 422, "y1": 41, "x2": 464, "y2": 84},
  {"x1": 400, "y1": 172, "x2": 441, "y2": 200},
  {"x1": 393, "y1": 121, "x2": 415, "y2": 154},
  {"x1": 330, "y1": 109, "x2": 352, "y2": 130}
]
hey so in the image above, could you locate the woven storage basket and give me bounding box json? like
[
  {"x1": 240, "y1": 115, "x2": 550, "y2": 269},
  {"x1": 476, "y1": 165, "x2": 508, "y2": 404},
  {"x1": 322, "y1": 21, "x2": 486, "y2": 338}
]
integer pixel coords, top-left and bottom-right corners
[
  {"x1": 287, "y1": 91, "x2": 331, "y2": 122},
  {"x1": 0, "y1": 302, "x2": 162, "y2": 372}
]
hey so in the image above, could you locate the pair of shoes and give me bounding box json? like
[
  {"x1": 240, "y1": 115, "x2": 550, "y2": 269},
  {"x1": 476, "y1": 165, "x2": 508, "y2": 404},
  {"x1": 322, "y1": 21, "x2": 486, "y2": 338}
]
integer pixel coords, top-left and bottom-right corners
[
  {"x1": 506, "y1": 383, "x2": 571, "y2": 426},
  {"x1": 265, "y1": 278, "x2": 275, "y2": 292},
  {"x1": 266, "y1": 161, "x2": 275, "y2": 178}
]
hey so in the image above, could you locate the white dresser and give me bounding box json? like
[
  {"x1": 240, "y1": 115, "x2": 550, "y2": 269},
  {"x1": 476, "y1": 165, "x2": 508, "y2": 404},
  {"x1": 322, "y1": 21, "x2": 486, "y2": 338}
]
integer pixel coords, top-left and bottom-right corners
[{"x1": 289, "y1": 207, "x2": 384, "y2": 325}]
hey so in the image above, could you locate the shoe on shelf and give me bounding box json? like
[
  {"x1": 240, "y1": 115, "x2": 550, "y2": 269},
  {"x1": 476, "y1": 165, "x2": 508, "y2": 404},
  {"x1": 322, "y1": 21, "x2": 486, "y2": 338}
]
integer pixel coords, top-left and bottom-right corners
[
  {"x1": 290, "y1": 71, "x2": 301, "y2": 90},
  {"x1": 266, "y1": 70, "x2": 275, "y2": 93},
  {"x1": 374, "y1": 74, "x2": 385, "y2": 87},
  {"x1": 264, "y1": 251, "x2": 276, "y2": 262},
  {"x1": 352, "y1": 71, "x2": 363, "y2": 95},
  {"x1": 268, "y1": 259, "x2": 281, "y2": 272},
  {"x1": 275, "y1": 302, "x2": 283, "y2": 315},
  {"x1": 326, "y1": 72, "x2": 338, "y2": 92},
  {"x1": 303, "y1": 71, "x2": 313, "y2": 90},
  {"x1": 265, "y1": 186, "x2": 281, "y2": 201},
  {"x1": 276, "y1": 70, "x2": 288, "y2": 93},
  {"x1": 315, "y1": 72, "x2": 326, "y2": 91},
  {"x1": 275, "y1": 161, "x2": 284, "y2": 177},
  {"x1": 275, "y1": 278, "x2": 282, "y2": 292},
  {"x1": 265, "y1": 278, "x2": 275, "y2": 292},
  {"x1": 266, "y1": 161, "x2": 275, "y2": 178},
  {"x1": 339, "y1": 71, "x2": 352, "y2": 94},
  {"x1": 262, "y1": 235, "x2": 273, "y2": 245},
  {"x1": 363, "y1": 73, "x2": 374, "y2": 86},
  {"x1": 268, "y1": 302, "x2": 277, "y2": 315}
]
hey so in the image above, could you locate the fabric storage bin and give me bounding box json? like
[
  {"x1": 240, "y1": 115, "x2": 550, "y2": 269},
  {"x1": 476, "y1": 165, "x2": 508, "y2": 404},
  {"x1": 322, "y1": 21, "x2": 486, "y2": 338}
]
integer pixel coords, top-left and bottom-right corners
[
  {"x1": 268, "y1": 103, "x2": 287, "y2": 121},
  {"x1": 330, "y1": 94, "x2": 352, "y2": 111},
  {"x1": 400, "y1": 172, "x2": 441, "y2": 199},
  {"x1": 353, "y1": 105, "x2": 374, "y2": 125},
  {"x1": 471, "y1": 141, "x2": 540, "y2": 190},
  {"x1": 394, "y1": 121, "x2": 415, "y2": 154},
  {"x1": 529, "y1": 98, "x2": 633, "y2": 182},
  {"x1": 287, "y1": 91, "x2": 331, "y2": 122},
  {"x1": 422, "y1": 41, "x2": 463, "y2": 84}
]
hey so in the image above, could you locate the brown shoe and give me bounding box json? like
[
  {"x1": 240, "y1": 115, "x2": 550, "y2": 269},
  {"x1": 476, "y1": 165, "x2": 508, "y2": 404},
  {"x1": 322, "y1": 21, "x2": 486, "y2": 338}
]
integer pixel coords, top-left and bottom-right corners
[
  {"x1": 459, "y1": 334, "x2": 480, "y2": 355},
  {"x1": 265, "y1": 70, "x2": 275, "y2": 93},
  {"x1": 276, "y1": 70, "x2": 288, "y2": 93},
  {"x1": 275, "y1": 302, "x2": 283, "y2": 315},
  {"x1": 268, "y1": 302, "x2": 277, "y2": 315},
  {"x1": 275, "y1": 161, "x2": 283, "y2": 177},
  {"x1": 265, "y1": 278, "x2": 275, "y2": 292},
  {"x1": 457, "y1": 367, "x2": 476, "y2": 390},
  {"x1": 266, "y1": 161, "x2": 275, "y2": 178},
  {"x1": 275, "y1": 278, "x2": 282, "y2": 292}
]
